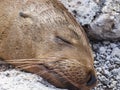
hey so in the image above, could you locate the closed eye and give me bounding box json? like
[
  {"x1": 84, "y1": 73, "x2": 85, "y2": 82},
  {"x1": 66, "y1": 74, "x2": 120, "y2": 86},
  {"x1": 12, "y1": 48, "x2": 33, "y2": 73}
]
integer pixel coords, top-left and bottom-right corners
[{"x1": 55, "y1": 36, "x2": 72, "y2": 45}]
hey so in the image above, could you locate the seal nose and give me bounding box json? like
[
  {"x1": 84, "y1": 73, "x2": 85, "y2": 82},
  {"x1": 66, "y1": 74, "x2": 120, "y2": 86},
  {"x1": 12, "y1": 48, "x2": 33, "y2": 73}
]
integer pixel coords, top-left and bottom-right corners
[{"x1": 86, "y1": 73, "x2": 97, "y2": 86}]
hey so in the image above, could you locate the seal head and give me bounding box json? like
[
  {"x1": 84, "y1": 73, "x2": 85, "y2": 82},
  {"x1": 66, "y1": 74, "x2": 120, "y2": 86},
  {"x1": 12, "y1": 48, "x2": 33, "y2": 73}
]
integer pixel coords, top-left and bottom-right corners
[{"x1": 0, "y1": 0, "x2": 97, "y2": 90}]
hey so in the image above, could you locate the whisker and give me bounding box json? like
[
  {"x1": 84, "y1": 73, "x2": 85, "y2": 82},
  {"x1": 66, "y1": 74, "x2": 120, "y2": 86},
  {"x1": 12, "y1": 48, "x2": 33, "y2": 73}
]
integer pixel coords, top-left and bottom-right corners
[
  {"x1": 37, "y1": 70, "x2": 48, "y2": 76},
  {"x1": 19, "y1": 65, "x2": 35, "y2": 70},
  {"x1": 15, "y1": 64, "x2": 32, "y2": 69},
  {"x1": 17, "y1": 64, "x2": 37, "y2": 70},
  {"x1": 5, "y1": 58, "x2": 59, "y2": 64},
  {"x1": 3, "y1": 57, "x2": 87, "y2": 68}
]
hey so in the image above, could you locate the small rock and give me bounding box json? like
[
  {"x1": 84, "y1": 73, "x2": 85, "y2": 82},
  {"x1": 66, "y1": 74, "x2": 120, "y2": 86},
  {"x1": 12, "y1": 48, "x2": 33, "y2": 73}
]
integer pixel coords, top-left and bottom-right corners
[{"x1": 60, "y1": 0, "x2": 120, "y2": 40}]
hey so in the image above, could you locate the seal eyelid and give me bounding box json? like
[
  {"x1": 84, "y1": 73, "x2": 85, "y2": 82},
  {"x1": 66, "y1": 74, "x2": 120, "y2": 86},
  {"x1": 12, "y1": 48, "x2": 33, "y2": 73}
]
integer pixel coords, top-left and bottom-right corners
[{"x1": 55, "y1": 36, "x2": 72, "y2": 45}]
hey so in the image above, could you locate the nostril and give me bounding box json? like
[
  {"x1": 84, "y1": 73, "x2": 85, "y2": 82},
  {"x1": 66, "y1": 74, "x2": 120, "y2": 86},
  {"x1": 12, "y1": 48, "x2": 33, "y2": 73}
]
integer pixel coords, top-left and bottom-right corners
[{"x1": 86, "y1": 73, "x2": 97, "y2": 86}]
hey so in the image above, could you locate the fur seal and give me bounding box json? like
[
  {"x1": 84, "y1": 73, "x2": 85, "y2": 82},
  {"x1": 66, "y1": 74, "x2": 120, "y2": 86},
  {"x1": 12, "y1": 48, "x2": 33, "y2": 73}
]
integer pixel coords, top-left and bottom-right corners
[{"x1": 0, "y1": 0, "x2": 97, "y2": 90}]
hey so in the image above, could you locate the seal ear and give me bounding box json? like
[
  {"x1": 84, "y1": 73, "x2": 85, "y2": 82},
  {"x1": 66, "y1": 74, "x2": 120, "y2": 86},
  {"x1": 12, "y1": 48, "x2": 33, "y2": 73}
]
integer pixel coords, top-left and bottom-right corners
[{"x1": 19, "y1": 12, "x2": 30, "y2": 18}]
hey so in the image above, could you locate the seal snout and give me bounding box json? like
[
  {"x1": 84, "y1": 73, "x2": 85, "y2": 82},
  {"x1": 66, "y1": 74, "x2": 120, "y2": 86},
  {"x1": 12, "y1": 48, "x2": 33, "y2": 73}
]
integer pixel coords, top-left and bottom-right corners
[{"x1": 86, "y1": 73, "x2": 97, "y2": 87}]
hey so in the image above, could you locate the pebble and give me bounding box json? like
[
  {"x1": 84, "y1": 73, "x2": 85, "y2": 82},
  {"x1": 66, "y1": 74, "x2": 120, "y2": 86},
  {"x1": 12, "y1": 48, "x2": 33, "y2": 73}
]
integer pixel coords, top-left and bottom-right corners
[{"x1": 91, "y1": 41, "x2": 120, "y2": 90}]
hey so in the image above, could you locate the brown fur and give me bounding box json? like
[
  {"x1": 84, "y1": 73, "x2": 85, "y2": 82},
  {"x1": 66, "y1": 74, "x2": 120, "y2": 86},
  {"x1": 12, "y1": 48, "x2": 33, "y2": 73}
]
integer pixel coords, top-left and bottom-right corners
[{"x1": 0, "y1": 0, "x2": 97, "y2": 90}]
